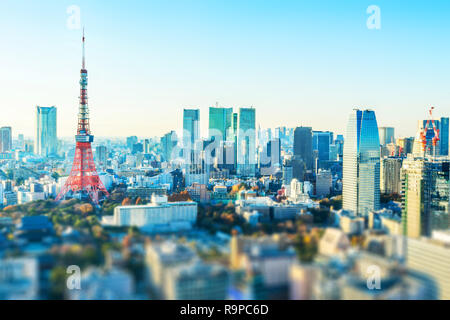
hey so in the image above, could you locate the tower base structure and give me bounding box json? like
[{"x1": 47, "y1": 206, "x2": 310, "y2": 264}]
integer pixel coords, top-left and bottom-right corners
[{"x1": 56, "y1": 141, "x2": 109, "y2": 205}]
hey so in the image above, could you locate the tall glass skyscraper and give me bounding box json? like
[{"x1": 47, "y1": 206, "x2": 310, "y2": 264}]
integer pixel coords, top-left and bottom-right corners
[
  {"x1": 313, "y1": 131, "x2": 332, "y2": 162},
  {"x1": 294, "y1": 127, "x2": 313, "y2": 169},
  {"x1": 237, "y1": 107, "x2": 256, "y2": 176},
  {"x1": 36, "y1": 106, "x2": 57, "y2": 157},
  {"x1": 0, "y1": 127, "x2": 12, "y2": 153},
  {"x1": 209, "y1": 107, "x2": 233, "y2": 141},
  {"x1": 343, "y1": 109, "x2": 381, "y2": 216},
  {"x1": 440, "y1": 117, "x2": 449, "y2": 156},
  {"x1": 183, "y1": 109, "x2": 200, "y2": 147}
]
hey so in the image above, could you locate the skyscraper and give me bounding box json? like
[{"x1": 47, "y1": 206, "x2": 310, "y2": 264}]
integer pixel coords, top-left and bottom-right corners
[
  {"x1": 259, "y1": 138, "x2": 281, "y2": 176},
  {"x1": 313, "y1": 131, "x2": 332, "y2": 167},
  {"x1": 126, "y1": 136, "x2": 138, "y2": 150},
  {"x1": 401, "y1": 155, "x2": 449, "y2": 238},
  {"x1": 143, "y1": 139, "x2": 151, "y2": 154},
  {"x1": 380, "y1": 157, "x2": 402, "y2": 194},
  {"x1": 209, "y1": 107, "x2": 233, "y2": 142},
  {"x1": 0, "y1": 127, "x2": 12, "y2": 152},
  {"x1": 237, "y1": 107, "x2": 256, "y2": 176},
  {"x1": 378, "y1": 127, "x2": 395, "y2": 146},
  {"x1": 95, "y1": 145, "x2": 108, "y2": 168},
  {"x1": 440, "y1": 117, "x2": 449, "y2": 156},
  {"x1": 36, "y1": 106, "x2": 57, "y2": 157},
  {"x1": 183, "y1": 109, "x2": 200, "y2": 147},
  {"x1": 343, "y1": 109, "x2": 380, "y2": 216},
  {"x1": 294, "y1": 127, "x2": 313, "y2": 169},
  {"x1": 182, "y1": 109, "x2": 207, "y2": 185},
  {"x1": 161, "y1": 131, "x2": 177, "y2": 162}
]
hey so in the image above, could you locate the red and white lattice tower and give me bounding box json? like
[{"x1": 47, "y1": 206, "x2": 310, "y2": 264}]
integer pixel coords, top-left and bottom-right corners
[{"x1": 56, "y1": 30, "x2": 109, "y2": 204}]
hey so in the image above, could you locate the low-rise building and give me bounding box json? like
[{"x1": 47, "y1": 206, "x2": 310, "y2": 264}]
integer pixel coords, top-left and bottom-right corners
[
  {"x1": 105, "y1": 195, "x2": 197, "y2": 233},
  {"x1": 0, "y1": 258, "x2": 39, "y2": 299},
  {"x1": 68, "y1": 267, "x2": 134, "y2": 300},
  {"x1": 164, "y1": 262, "x2": 229, "y2": 300}
]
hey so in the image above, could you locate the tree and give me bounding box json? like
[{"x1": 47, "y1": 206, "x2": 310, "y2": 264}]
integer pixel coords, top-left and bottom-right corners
[
  {"x1": 49, "y1": 266, "x2": 68, "y2": 299},
  {"x1": 122, "y1": 197, "x2": 131, "y2": 206},
  {"x1": 135, "y1": 197, "x2": 142, "y2": 205},
  {"x1": 78, "y1": 203, "x2": 94, "y2": 215},
  {"x1": 294, "y1": 234, "x2": 318, "y2": 263},
  {"x1": 5, "y1": 169, "x2": 14, "y2": 180},
  {"x1": 168, "y1": 191, "x2": 191, "y2": 202},
  {"x1": 51, "y1": 172, "x2": 60, "y2": 182}
]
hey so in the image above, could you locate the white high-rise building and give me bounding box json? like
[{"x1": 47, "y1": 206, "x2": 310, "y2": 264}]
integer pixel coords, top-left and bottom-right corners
[{"x1": 343, "y1": 109, "x2": 381, "y2": 216}]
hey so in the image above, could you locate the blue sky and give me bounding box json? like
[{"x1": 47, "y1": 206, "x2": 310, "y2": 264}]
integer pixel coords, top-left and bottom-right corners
[{"x1": 0, "y1": 0, "x2": 449, "y2": 138}]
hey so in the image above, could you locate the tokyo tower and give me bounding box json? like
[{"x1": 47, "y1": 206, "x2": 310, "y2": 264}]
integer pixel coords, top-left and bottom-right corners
[{"x1": 56, "y1": 31, "x2": 109, "y2": 205}]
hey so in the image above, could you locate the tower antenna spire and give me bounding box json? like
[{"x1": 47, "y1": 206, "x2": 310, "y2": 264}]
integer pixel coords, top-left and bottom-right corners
[{"x1": 82, "y1": 27, "x2": 86, "y2": 69}]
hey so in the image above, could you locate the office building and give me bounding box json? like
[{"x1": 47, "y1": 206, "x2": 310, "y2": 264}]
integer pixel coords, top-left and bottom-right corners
[
  {"x1": 0, "y1": 258, "x2": 39, "y2": 299},
  {"x1": 35, "y1": 106, "x2": 57, "y2": 157},
  {"x1": 145, "y1": 241, "x2": 197, "y2": 298},
  {"x1": 164, "y1": 262, "x2": 229, "y2": 300},
  {"x1": 69, "y1": 268, "x2": 134, "y2": 300},
  {"x1": 380, "y1": 157, "x2": 403, "y2": 194},
  {"x1": 316, "y1": 170, "x2": 332, "y2": 198},
  {"x1": 161, "y1": 131, "x2": 177, "y2": 162},
  {"x1": 440, "y1": 117, "x2": 449, "y2": 156},
  {"x1": 259, "y1": 138, "x2": 281, "y2": 176},
  {"x1": 107, "y1": 194, "x2": 197, "y2": 233},
  {"x1": 313, "y1": 131, "x2": 332, "y2": 163},
  {"x1": 209, "y1": 106, "x2": 233, "y2": 142},
  {"x1": 396, "y1": 137, "x2": 415, "y2": 156},
  {"x1": 126, "y1": 136, "x2": 138, "y2": 150},
  {"x1": 143, "y1": 139, "x2": 151, "y2": 154},
  {"x1": 406, "y1": 233, "x2": 450, "y2": 300},
  {"x1": 378, "y1": 127, "x2": 395, "y2": 146},
  {"x1": 343, "y1": 109, "x2": 380, "y2": 216},
  {"x1": 0, "y1": 127, "x2": 12, "y2": 152},
  {"x1": 183, "y1": 109, "x2": 200, "y2": 147},
  {"x1": 292, "y1": 127, "x2": 313, "y2": 181},
  {"x1": 95, "y1": 145, "x2": 107, "y2": 167},
  {"x1": 237, "y1": 107, "x2": 256, "y2": 176},
  {"x1": 282, "y1": 158, "x2": 293, "y2": 185},
  {"x1": 401, "y1": 156, "x2": 449, "y2": 238}
]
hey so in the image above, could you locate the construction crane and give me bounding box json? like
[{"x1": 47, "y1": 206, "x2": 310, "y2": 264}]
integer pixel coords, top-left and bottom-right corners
[{"x1": 420, "y1": 106, "x2": 440, "y2": 158}]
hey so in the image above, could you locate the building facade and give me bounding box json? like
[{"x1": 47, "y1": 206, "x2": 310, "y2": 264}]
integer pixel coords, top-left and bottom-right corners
[
  {"x1": 343, "y1": 109, "x2": 381, "y2": 216},
  {"x1": 109, "y1": 195, "x2": 197, "y2": 233},
  {"x1": 0, "y1": 127, "x2": 12, "y2": 153},
  {"x1": 209, "y1": 107, "x2": 233, "y2": 142},
  {"x1": 35, "y1": 106, "x2": 57, "y2": 157},
  {"x1": 380, "y1": 157, "x2": 403, "y2": 194},
  {"x1": 401, "y1": 156, "x2": 449, "y2": 238},
  {"x1": 440, "y1": 117, "x2": 449, "y2": 156},
  {"x1": 293, "y1": 127, "x2": 313, "y2": 173},
  {"x1": 237, "y1": 107, "x2": 256, "y2": 176}
]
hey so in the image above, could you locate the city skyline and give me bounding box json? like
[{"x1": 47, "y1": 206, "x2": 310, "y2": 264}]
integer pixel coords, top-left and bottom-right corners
[{"x1": 1, "y1": 0, "x2": 450, "y2": 138}]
